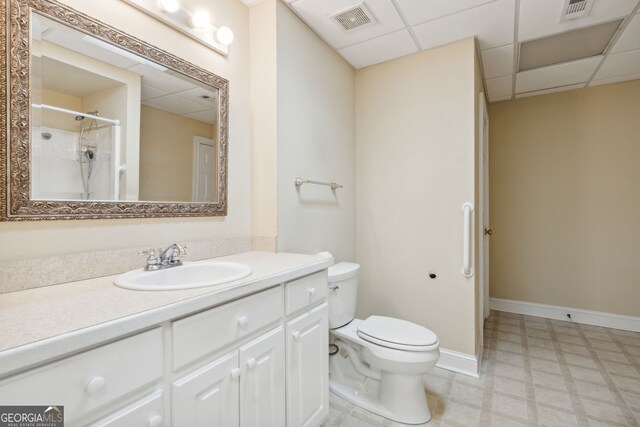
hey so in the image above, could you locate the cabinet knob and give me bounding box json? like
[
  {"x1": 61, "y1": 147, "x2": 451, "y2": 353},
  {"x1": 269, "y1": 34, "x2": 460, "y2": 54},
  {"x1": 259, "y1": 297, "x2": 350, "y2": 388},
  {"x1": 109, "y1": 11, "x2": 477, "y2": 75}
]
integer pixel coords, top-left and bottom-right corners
[
  {"x1": 308, "y1": 287, "x2": 316, "y2": 296},
  {"x1": 147, "y1": 415, "x2": 163, "y2": 427},
  {"x1": 237, "y1": 316, "x2": 248, "y2": 327},
  {"x1": 230, "y1": 368, "x2": 241, "y2": 379},
  {"x1": 86, "y1": 376, "x2": 106, "y2": 395},
  {"x1": 246, "y1": 358, "x2": 257, "y2": 370},
  {"x1": 292, "y1": 331, "x2": 301, "y2": 341}
]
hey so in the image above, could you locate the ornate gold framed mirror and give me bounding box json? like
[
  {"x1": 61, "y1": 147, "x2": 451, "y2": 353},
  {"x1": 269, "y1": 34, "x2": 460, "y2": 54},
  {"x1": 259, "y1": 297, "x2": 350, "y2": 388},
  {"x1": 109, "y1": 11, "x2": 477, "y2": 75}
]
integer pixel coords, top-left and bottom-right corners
[{"x1": 1, "y1": 0, "x2": 229, "y2": 220}]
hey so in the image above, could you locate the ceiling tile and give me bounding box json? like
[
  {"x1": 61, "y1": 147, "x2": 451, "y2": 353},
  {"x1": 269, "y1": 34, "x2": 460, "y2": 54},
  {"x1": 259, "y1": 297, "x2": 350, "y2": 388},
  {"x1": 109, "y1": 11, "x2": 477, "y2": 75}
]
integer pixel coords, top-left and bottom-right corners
[
  {"x1": 515, "y1": 56, "x2": 601, "y2": 93},
  {"x1": 481, "y1": 44, "x2": 514, "y2": 78},
  {"x1": 338, "y1": 29, "x2": 418, "y2": 69},
  {"x1": 394, "y1": 0, "x2": 498, "y2": 26},
  {"x1": 485, "y1": 75, "x2": 512, "y2": 99},
  {"x1": 174, "y1": 87, "x2": 220, "y2": 107},
  {"x1": 488, "y1": 94, "x2": 512, "y2": 102},
  {"x1": 514, "y1": 83, "x2": 585, "y2": 99},
  {"x1": 185, "y1": 110, "x2": 217, "y2": 125},
  {"x1": 141, "y1": 85, "x2": 168, "y2": 101},
  {"x1": 129, "y1": 64, "x2": 194, "y2": 93},
  {"x1": 590, "y1": 72, "x2": 640, "y2": 86},
  {"x1": 143, "y1": 94, "x2": 210, "y2": 115},
  {"x1": 595, "y1": 49, "x2": 640, "y2": 79},
  {"x1": 290, "y1": 0, "x2": 405, "y2": 49},
  {"x1": 518, "y1": 0, "x2": 637, "y2": 42},
  {"x1": 611, "y1": 15, "x2": 640, "y2": 54},
  {"x1": 412, "y1": 0, "x2": 515, "y2": 51}
]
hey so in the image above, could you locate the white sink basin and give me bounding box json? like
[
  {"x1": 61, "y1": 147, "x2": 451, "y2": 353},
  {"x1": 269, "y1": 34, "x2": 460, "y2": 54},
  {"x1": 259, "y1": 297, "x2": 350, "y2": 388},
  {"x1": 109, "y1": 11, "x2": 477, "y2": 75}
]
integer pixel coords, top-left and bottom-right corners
[{"x1": 114, "y1": 261, "x2": 253, "y2": 291}]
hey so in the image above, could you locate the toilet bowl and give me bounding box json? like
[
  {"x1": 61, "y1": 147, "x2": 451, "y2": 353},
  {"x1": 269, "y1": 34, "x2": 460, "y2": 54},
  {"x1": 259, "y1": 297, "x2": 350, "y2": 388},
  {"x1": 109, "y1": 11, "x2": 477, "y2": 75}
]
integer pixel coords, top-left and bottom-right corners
[{"x1": 328, "y1": 262, "x2": 440, "y2": 425}]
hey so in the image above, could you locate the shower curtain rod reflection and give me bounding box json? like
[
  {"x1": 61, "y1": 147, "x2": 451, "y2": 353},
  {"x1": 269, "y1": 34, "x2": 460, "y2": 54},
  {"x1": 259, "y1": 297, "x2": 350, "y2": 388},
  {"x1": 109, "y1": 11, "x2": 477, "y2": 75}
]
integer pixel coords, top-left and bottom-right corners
[{"x1": 32, "y1": 103, "x2": 120, "y2": 125}]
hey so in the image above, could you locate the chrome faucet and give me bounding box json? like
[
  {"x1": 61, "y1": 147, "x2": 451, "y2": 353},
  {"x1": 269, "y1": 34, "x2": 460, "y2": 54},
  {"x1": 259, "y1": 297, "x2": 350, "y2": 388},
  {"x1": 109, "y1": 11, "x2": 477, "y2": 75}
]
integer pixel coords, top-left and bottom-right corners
[{"x1": 139, "y1": 243, "x2": 187, "y2": 271}]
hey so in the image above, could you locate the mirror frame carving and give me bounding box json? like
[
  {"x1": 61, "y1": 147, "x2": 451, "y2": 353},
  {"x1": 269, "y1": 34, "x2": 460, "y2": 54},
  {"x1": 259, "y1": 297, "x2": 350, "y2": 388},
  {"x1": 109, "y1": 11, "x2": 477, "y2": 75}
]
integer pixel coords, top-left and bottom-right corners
[{"x1": 0, "y1": 0, "x2": 229, "y2": 220}]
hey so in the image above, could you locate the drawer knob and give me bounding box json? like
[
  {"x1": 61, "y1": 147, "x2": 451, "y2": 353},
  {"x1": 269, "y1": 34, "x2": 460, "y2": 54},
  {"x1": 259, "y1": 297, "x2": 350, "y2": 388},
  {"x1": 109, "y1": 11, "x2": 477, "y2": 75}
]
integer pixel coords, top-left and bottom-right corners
[
  {"x1": 237, "y1": 316, "x2": 248, "y2": 327},
  {"x1": 147, "y1": 415, "x2": 163, "y2": 427},
  {"x1": 292, "y1": 331, "x2": 301, "y2": 341},
  {"x1": 86, "y1": 376, "x2": 106, "y2": 395},
  {"x1": 308, "y1": 287, "x2": 316, "y2": 296},
  {"x1": 246, "y1": 358, "x2": 257, "y2": 370},
  {"x1": 231, "y1": 368, "x2": 241, "y2": 379}
]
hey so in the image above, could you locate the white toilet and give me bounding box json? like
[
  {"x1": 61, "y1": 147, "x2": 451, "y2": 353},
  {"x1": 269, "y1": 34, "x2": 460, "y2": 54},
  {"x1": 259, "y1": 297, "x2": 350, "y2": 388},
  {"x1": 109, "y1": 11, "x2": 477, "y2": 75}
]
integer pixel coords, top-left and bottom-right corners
[{"x1": 328, "y1": 262, "x2": 440, "y2": 425}]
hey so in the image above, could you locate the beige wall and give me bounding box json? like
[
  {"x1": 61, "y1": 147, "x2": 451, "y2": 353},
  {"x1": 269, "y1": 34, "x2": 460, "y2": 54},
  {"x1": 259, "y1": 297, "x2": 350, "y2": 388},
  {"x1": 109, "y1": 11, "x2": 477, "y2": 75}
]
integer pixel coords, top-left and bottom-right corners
[
  {"x1": 0, "y1": 0, "x2": 252, "y2": 260},
  {"x1": 249, "y1": 0, "x2": 278, "y2": 240},
  {"x1": 139, "y1": 105, "x2": 214, "y2": 202},
  {"x1": 275, "y1": 2, "x2": 356, "y2": 261},
  {"x1": 39, "y1": 89, "x2": 83, "y2": 132},
  {"x1": 489, "y1": 80, "x2": 640, "y2": 317},
  {"x1": 356, "y1": 39, "x2": 480, "y2": 355}
]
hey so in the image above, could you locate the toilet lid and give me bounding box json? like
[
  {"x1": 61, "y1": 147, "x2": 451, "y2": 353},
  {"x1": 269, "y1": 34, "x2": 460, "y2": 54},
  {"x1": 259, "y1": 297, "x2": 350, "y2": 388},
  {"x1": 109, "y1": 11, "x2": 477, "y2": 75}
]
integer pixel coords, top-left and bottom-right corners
[{"x1": 357, "y1": 316, "x2": 438, "y2": 351}]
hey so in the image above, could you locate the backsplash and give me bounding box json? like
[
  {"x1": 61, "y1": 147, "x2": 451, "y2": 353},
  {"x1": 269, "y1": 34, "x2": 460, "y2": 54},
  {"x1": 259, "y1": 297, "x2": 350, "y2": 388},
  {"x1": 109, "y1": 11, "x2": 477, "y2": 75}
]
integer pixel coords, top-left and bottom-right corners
[{"x1": 0, "y1": 236, "x2": 276, "y2": 294}]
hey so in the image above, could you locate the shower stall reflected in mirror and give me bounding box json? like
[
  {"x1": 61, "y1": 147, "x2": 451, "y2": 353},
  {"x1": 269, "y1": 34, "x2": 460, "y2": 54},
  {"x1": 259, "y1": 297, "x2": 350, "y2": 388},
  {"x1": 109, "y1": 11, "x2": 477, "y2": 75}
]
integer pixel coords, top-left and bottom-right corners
[{"x1": 31, "y1": 104, "x2": 122, "y2": 201}]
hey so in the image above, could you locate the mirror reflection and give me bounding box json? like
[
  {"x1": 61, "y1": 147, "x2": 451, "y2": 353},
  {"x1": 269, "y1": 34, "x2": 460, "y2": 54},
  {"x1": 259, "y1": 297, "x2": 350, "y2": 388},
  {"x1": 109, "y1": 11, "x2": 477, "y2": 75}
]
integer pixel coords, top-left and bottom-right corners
[{"x1": 30, "y1": 13, "x2": 220, "y2": 203}]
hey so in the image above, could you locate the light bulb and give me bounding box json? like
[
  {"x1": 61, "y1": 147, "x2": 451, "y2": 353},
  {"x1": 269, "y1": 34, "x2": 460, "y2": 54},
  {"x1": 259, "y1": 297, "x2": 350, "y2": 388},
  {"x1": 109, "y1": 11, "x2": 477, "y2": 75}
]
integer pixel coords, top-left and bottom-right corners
[
  {"x1": 158, "y1": 0, "x2": 180, "y2": 13},
  {"x1": 216, "y1": 26, "x2": 234, "y2": 45},
  {"x1": 189, "y1": 10, "x2": 210, "y2": 29}
]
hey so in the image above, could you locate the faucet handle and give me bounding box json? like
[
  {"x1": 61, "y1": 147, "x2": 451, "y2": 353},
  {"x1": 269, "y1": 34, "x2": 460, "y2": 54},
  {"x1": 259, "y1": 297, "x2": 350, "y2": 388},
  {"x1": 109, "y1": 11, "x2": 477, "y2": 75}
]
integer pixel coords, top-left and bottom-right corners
[
  {"x1": 176, "y1": 244, "x2": 187, "y2": 257},
  {"x1": 138, "y1": 248, "x2": 159, "y2": 266}
]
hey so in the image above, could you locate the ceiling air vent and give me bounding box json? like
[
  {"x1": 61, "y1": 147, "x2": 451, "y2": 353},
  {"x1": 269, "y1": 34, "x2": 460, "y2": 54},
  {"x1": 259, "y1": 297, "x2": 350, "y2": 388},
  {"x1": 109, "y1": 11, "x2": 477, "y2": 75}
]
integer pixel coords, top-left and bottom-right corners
[
  {"x1": 330, "y1": 3, "x2": 376, "y2": 32},
  {"x1": 560, "y1": 0, "x2": 595, "y2": 22}
]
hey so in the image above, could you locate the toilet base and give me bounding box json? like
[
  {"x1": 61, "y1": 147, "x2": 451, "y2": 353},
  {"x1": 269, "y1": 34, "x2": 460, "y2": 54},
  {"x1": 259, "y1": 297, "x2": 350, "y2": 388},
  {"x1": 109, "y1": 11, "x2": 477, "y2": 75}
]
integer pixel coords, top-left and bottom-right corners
[
  {"x1": 329, "y1": 344, "x2": 432, "y2": 425},
  {"x1": 329, "y1": 374, "x2": 431, "y2": 425}
]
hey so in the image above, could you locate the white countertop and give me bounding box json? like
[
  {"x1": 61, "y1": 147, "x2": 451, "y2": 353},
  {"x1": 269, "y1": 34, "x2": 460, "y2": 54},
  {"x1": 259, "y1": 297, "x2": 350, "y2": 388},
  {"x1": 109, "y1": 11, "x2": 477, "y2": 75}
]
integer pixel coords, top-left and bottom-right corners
[{"x1": 0, "y1": 251, "x2": 333, "y2": 377}]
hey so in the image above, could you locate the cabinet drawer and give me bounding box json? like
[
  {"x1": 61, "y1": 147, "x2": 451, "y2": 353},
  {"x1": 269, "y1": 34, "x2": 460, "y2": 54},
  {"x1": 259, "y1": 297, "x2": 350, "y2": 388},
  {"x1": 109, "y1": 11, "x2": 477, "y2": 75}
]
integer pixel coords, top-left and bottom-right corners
[
  {"x1": 285, "y1": 271, "x2": 328, "y2": 316},
  {"x1": 89, "y1": 390, "x2": 164, "y2": 427},
  {"x1": 172, "y1": 286, "x2": 283, "y2": 370},
  {"x1": 0, "y1": 328, "x2": 163, "y2": 423}
]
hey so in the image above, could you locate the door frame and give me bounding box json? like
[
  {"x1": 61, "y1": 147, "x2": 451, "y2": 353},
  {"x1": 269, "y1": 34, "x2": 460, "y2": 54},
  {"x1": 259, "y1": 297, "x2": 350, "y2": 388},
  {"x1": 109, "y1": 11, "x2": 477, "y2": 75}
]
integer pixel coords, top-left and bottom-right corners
[{"x1": 478, "y1": 92, "x2": 490, "y2": 322}]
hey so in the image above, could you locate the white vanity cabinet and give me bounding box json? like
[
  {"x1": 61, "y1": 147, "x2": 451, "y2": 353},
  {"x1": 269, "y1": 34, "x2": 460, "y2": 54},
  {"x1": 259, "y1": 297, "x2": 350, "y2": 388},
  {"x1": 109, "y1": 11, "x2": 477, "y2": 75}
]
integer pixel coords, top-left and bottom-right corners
[
  {"x1": 0, "y1": 262, "x2": 330, "y2": 427},
  {"x1": 171, "y1": 327, "x2": 286, "y2": 427},
  {"x1": 284, "y1": 271, "x2": 330, "y2": 427}
]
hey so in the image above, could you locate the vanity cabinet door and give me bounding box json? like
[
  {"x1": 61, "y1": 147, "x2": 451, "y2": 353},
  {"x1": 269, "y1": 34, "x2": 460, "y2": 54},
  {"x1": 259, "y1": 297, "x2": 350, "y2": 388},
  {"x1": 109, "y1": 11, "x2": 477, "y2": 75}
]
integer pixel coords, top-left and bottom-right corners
[
  {"x1": 171, "y1": 351, "x2": 240, "y2": 427},
  {"x1": 286, "y1": 303, "x2": 329, "y2": 427},
  {"x1": 239, "y1": 327, "x2": 285, "y2": 427}
]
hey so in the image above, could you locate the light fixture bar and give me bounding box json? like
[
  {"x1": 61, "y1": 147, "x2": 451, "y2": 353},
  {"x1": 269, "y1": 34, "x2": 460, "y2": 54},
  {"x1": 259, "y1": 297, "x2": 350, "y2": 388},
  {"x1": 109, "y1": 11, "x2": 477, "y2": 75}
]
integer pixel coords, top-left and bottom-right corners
[{"x1": 119, "y1": 0, "x2": 229, "y2": 56}]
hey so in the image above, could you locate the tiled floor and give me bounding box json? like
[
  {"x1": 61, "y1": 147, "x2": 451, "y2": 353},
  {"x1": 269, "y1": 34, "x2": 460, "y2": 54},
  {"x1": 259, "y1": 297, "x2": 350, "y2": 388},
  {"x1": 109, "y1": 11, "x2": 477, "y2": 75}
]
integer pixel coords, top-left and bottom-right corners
[{"x1": 322, "y1": 310, "x2": 640, "y2": 426}]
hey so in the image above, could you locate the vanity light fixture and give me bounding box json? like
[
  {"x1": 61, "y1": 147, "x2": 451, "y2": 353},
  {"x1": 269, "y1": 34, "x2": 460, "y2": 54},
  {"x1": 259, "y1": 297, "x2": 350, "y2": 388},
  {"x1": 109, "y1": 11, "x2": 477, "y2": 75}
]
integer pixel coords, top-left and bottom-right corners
[
  {"x1": 158, "y1": 0, "x2": 180, "y2": 13},
  {"x1": 120, "y1": 0, "x2": 232, "y2": 55},
  {"x1": 189, "y1": 10, "x2": 210, "y2": 29},
  {"x1": 216, "y1": 26, "x2": 234, "y2": 46}
]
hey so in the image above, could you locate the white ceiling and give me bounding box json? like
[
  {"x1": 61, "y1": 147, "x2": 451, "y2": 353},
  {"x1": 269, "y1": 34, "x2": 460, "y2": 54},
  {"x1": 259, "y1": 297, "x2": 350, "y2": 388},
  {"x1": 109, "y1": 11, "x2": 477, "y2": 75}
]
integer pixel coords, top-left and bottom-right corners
[
  {"x1": 33, "y1": 14, "x2": 219, "y2": 124},
  {"x1": 277, "y1": 0, "x2": 640, "y2": 102}
]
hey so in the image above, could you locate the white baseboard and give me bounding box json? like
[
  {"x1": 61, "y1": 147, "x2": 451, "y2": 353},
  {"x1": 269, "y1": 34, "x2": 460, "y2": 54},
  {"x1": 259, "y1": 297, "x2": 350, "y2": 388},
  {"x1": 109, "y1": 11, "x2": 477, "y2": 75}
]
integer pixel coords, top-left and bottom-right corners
[
  {"x1": 436, "y1": 348, "x2": 479, "y2": 378},
  {"x1": 490, "y1": 298, "x2": 640, "y2": 333}
]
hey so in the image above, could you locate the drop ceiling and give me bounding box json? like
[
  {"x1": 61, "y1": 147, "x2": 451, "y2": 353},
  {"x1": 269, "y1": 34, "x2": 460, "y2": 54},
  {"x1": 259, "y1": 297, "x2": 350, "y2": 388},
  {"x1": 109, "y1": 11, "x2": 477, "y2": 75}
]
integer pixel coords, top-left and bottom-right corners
[
  {"x1": 33, "y1": 15, "x2": 219, "y2": 124},
  {"x1": 274, "y1": 0, "x2": 640, "y2": 102}
]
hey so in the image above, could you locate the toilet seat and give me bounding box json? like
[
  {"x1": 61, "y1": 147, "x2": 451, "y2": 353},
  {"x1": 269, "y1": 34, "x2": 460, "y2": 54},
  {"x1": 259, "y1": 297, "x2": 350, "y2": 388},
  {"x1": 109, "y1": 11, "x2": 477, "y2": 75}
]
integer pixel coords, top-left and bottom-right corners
[{"x1": 357, "y1": 316, "x2": 438, "y2": 352}]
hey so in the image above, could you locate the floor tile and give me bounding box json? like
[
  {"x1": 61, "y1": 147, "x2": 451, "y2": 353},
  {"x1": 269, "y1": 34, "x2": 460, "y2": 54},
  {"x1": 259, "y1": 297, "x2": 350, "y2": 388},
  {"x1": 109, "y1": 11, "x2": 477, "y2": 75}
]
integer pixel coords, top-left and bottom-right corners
[
  {"x1": 568, "y1": 365, "x2": 606, "y2": 385},
  {"x1": 573, "y1": 380, "x2": 616, "y2": 403},
  {"x1": 581, "y1": 398, "x2": 629, "y2": 425},
  {"x1": 537, "y1": 406, "x2": 580, "y2": 427},
  {"x1": 442, "y1": 401, "x2": 482, "y2": 426},
  {"x1": 535, "y1": 385, "x2": 573, "y2": 409},
  {"x1": 491, "y1": 393, "x2": 528, "y2": 421},
  {"x1": 493, "y1": 376, "x2": 527, "y2": 399}
]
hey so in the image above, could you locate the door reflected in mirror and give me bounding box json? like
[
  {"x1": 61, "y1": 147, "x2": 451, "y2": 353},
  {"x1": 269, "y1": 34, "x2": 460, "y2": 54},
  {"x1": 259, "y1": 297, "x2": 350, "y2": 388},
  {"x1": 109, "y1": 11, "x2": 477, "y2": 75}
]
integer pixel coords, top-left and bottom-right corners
[{"x1": 30, "y1": 12, "x2": 219, "y2": 203}]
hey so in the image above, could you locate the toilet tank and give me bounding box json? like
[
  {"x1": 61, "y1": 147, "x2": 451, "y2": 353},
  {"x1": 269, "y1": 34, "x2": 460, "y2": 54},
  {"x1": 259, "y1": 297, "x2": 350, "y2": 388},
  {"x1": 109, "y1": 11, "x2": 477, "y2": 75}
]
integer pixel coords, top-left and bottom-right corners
[{"x1": 328, "y1": 262, "x2": 360, "y2": 329}]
